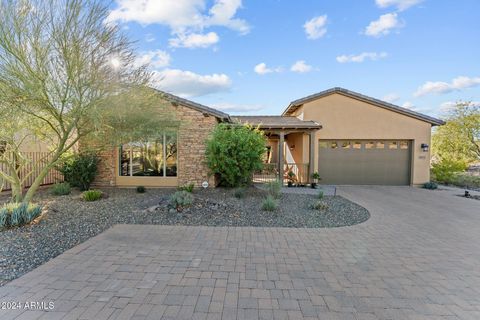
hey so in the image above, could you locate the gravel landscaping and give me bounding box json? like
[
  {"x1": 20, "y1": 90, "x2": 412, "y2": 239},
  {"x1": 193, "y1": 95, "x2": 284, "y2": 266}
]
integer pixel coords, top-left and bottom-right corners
[{"x1": 0, "y1": 187, "x2": 369, "y2": 286}]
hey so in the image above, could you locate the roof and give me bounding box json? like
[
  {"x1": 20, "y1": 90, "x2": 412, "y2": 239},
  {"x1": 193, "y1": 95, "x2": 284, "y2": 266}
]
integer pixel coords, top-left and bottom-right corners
[
  {"x1": 156, "y1": 90, "x2": 230, "y2": 121},
  {"x1": 233, "y1": 116, "x2": 322, "y2": 130},
  {"x1": 282, "y1": 87, "x2": 445, "y2": 126}
]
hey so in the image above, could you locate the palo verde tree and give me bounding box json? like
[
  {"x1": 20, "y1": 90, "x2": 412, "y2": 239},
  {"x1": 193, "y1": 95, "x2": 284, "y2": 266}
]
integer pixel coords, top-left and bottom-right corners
[{"x1": 0, "y1": 0, "x2": 173, "y2": 202}]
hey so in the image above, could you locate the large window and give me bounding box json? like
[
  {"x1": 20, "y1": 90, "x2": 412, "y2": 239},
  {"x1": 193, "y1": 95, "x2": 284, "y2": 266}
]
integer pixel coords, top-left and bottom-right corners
[{"x1": 120, "y1": 133, "x2": 177, "y2": 177}]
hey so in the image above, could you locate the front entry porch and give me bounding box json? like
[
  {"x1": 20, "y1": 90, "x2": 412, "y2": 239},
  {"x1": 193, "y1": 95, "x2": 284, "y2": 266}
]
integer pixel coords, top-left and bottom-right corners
[{"x1": 233, "y1": 116, "x2": 322, "y2": 185}]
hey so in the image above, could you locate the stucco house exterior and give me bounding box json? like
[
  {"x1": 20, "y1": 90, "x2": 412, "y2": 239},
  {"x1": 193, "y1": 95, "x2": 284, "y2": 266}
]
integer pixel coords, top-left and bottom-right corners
[{"x1": 93, "y1": 87, "x2": 444, "y2": 188}]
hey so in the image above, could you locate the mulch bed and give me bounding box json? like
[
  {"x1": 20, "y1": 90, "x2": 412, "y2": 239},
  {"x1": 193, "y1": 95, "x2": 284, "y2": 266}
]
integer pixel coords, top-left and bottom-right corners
[{"x1": 0, "y1": 187, "x2": 369, "y2": 285}]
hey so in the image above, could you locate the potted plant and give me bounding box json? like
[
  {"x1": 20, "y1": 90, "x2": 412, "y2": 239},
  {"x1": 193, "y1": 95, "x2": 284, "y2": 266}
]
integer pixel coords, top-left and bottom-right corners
[
  {"x1": 311, "y1": 172, "x2": 320, "y2": 189},
  {"x1": 287, "y1": 170, "x2": 296, "y2": 187}
]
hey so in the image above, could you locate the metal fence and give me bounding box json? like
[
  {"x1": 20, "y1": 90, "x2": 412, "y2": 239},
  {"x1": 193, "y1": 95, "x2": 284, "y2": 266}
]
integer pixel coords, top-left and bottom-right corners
[
  {"x1": 253, "y1": 163, "x2": 310, "y2": 185},
  {"x1": 0, "y1": 151, "x2": 63, "y2": 192}
]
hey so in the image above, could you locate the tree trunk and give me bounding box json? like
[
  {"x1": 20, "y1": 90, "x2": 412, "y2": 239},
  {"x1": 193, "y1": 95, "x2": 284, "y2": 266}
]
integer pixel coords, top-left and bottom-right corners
[{"x1": 23, "y1": 163, "x2": 55, "y2": 203}]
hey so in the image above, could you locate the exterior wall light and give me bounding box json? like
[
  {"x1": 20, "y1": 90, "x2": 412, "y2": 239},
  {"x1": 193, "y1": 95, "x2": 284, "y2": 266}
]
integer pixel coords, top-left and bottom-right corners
[{"x1": 421, "y1": 143, "x2": 429, "y2": 152}]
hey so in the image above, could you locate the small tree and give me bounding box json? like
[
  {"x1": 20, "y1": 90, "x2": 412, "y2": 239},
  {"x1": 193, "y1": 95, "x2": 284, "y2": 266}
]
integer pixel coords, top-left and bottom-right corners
[
  {"x1": 432, "y1": 101, "x2": 480, "y2": 164},
  {"x1": 206, "y1": 124, "x2": 266, "y2": 187},
  {"x1": 431, "y1": 101, "x2": 479, "y2": 183},
  {"x1": 0, "y1": 0, "x2": 173, "y2": 202}
]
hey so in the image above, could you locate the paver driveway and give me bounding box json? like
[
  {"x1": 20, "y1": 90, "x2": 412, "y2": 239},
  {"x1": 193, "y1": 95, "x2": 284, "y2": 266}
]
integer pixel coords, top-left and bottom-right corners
[{"x1": 1, "y1": 186, "x2": 479, "y2": 320}]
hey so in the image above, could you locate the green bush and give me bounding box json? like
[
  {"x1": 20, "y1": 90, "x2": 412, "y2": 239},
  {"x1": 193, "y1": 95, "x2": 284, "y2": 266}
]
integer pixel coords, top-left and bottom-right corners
[
  {"x1": 206, "y1": 123, "x2": 266, "y2": 187},
  {"x1": 82, "y1": 190, "x2": 103, "y2": 201},
  {"x1": 59, "y1": 153, "x2": 100, "y2": 191},
  {"x1": 431, "y1": 159, "x2": 468, "y2": 183},
  {"x1": 169, "y1": 191, "x2": 194, "y2": 211},
  {"x1": 265, "y1": 180, "x2": 282, "y2": 199},
  {"x1": 261, "y1": 195, "x2": 278, "y2": 211},
  {"x1": 0, "y1": 203, "x2": 42, "y2": 229},
  {"x1": 423, "y1": 182, "x2": 438, "y2": 190},
  {"x1": 234, "y1": 187, "x2": 246, "y2": 199},
  {"x1": 177, "y1": 183, "x2": 195, "y2": 193},
  {"x1": 311, "y1": 200, "x2": 329, "y2": 210},
  {"x1": 136, "y1": 186, "x2": 146, "y2": 193},
  {"x1": 318, "y1": 191, "x2": 324, "y2": 199},
  {"x1": 51, "y1": 182, "x2": 71, "y2": 196}
]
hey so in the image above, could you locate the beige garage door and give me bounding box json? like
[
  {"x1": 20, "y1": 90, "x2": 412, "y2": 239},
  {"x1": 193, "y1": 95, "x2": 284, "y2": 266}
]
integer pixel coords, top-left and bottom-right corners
[{"x1": 318, "y1": 140, "x2": 411, "y2": 185}]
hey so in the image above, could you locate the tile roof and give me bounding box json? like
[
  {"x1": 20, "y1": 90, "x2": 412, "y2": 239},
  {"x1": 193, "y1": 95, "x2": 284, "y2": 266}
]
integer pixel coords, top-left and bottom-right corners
[
  {"x1": 282, "y1": 87, "x2": 445, "y2": 126},
  {"x1": 233, "y1": 116, "x2": 322, "y2": 129},
  {"x1": 155, "y1": 90, "x2": 231, "y2": 121}
]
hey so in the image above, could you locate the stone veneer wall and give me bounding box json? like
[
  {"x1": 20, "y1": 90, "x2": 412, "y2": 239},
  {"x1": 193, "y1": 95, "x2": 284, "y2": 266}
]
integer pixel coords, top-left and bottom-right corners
[
  {"x1": 92, "y1": 104, "x2": 219, "y2": 188},
  {"x1": 176, "y1": 106, "x2": 218, "y2": 187}
]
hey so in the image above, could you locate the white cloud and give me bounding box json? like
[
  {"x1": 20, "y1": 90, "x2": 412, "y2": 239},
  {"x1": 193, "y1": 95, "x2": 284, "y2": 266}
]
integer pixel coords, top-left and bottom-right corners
[
  {"x1": 152, "y1": 69, "x2": 231, "y2": 98},
  {"x1": 107, "y1": 0, "x2": 249, "y2": 48},
  {"x1": 375, "y1": 0, "x2": 423, "y2": 11},
  {"x1": 303, "y1": 15, "x2": 328, "y2": 40},
  {"x1": 402, "y1": 103, "x2": 413, "y2": 109},
  {"x1": 383, "y1": 93, "x2": 400, "y2": 103},
  {"x1": 211, "y1": 103, "x2": 264, "y2": 113},
  {"x1": 254, "y1": 63, "x2": 282, "y2": 75},
  {"x1": 440, "y1": 101, "x2": 480, "y2": 113},
  {"x1": 290, "y1": 60, "x2": 313, "y2": 73},
  {"x1": 207, "y1": 0, "x2": 250, "y2": 35},
  {"x1": 336, "y1": 52, "x2": 387, "y2": 63},
  {"x1": 145, "y1": 34, "x2": 155, "y2": 42},
  {"x1": 401, "y1": 101, "x2": 415, "y2": 109},
  {"x1": 169, "y1": 32, "x2": 219, "y2": 48},
  {"x1": 135, "y1": 50, "x2": 171, "y2": 68},
  {"x1": 414, "y1": 76, "x2": 480, "y2": 97},
  {"x1": 365, "y1": 13, "x2": 403, "y2": 37}
]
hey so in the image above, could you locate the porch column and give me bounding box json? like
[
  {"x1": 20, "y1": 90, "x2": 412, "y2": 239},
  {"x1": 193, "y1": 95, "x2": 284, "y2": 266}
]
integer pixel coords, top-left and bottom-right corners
[
  {"x1": 309, "y1": 131, "x2": 315, "y2": 182},
  {"x1": 278, "y1": 132, "x2": 284, "y2": 182}
]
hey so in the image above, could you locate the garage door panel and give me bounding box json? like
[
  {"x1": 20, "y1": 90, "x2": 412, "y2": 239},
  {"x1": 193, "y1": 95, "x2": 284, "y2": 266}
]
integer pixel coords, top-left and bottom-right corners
[{"x1": 318, "y1": 140, "x2": 411, "y2": 185}]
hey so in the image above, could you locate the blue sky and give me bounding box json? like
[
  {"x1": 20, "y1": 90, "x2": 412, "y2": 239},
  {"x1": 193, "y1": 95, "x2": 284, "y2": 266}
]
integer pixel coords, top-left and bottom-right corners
[{"x1": 108, "y1": 0, "x2": 480, "y2": 117}]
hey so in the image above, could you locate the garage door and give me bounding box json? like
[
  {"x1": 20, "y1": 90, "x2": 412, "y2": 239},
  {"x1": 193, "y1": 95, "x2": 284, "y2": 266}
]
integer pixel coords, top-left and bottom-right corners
[{"x1": 318, "y1": 140, "x2": 411, "y2": 185}]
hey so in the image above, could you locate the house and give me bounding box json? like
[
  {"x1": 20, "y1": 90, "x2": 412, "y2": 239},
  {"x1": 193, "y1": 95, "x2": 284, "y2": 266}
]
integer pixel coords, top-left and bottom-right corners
[
  {"x1": 93, "y1": 87, "x2": 444, "y2": 188},
  {"x1": 236, "y1": 87, "x2": 444, "y2": 186}
]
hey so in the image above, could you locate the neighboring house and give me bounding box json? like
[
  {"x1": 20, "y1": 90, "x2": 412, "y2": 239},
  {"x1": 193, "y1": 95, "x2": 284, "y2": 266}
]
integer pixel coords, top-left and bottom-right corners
[{"x1": 91, "y1": 87, "x2": 444, "y2": 188}]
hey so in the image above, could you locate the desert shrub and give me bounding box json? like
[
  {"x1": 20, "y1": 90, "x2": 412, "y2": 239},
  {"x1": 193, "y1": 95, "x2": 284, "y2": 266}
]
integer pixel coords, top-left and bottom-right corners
[
  {"x1": 169, "y1": 191, "x2": 194, "y2": 211},
  {"x1": 318, "y1": 191, "x2": 324, "y2": 199},
  {"x1": 206, "y1": 123, "x2": 266, "y2": 187},
  {"x1": 136, "y1": 186, "x2": 146, "y2": 193},
  {"x1": 261, "y1": 195, "x2": 278, "y2": 211},
  {"x1": 431, "y1": 159, "x2": 468, "y2": 183},
  {"x1": 423, "y1": 182, "x2": 438, "y2": 190},
  {"x1": 0, "y1": 207, "x2": 8, "y2": 228},
  {"x1": 0, "y1": 203, "x2": 42, "y2": 229},
  {"x1": 51, "y1": 182, "x2": 71, "y2": 196},
  {"x1": 265, "y1": 180, "x2": 282, "y2": 199},
  {"x1": 82, "y1": 190, "x2": 103, "y2": 201},
  {"x1": 234, "y1": 187, "x2": 246, "y2": 199},
  {"x1": 59, "y1": 153, "x2": 100, "y2": 191},
  {"x1": 311, "y1": 200, "x2": 329, "y2": 210},
  {"x1": 178, "y1": 183, "x2": 195, "y2": 193},
  {"x1": 447, "y1": 173, "x2": 480, "y2": 189}
]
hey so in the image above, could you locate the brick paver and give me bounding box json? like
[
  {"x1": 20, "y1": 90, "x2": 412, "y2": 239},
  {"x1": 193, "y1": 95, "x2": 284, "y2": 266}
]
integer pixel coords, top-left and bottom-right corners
[{"x1": 1, "y1": 186, "x2": 480, "y2": 319}]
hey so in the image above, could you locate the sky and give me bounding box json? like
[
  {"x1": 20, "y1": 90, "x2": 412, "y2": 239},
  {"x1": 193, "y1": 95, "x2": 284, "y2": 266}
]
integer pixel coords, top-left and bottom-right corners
[{"x1": 107, "y1": 0, "x2": 480, "y2": 117}]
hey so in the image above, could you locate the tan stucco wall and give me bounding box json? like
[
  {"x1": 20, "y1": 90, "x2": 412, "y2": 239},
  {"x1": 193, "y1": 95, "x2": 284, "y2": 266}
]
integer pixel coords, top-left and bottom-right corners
[
  {"x1": 286, "y1": 132, "x2": 309, "y2": 164},
  {"x1": 93, "y1": 104, "x2": 219, "y2": 188},
  {"x1": 295, "y1": 93, "x2": 433, "y2": 185}
]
